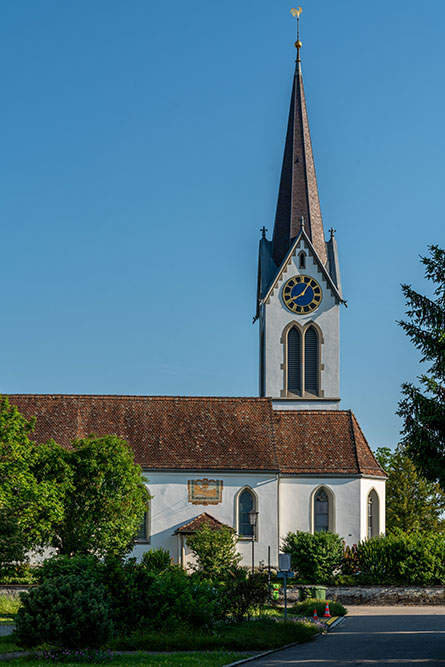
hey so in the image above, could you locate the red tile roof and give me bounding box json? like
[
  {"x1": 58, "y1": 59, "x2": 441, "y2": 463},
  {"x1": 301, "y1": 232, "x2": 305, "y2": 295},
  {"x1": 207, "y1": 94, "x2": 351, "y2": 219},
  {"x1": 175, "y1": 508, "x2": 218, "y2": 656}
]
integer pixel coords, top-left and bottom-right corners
[
  {"x1": 6, "y1": 395, "x2": 385, "y2": 478},
  {"x1": 175, "y1": 512, "x2": 229, "y2": 534},
  {"x1": 273, "y1": 409, "x2": 385, "y2": 476}
]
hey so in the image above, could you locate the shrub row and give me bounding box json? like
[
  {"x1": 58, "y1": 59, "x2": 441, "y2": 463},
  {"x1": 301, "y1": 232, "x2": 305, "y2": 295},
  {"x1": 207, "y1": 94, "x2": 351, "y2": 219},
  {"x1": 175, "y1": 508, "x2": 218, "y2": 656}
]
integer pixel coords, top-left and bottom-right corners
[
  {"x1": 15, "y1": 550, "x2": 270, "y2": 649},
  {"x1": 282, "y1": 530, "x2": 445, "y2": 586}
]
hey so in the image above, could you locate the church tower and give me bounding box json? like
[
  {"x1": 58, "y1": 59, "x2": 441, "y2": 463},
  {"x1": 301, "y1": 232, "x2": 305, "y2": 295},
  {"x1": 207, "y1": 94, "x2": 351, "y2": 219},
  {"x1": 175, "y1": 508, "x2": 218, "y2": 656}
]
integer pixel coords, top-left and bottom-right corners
[{"x1": 257, "y1": 29, "x2": 344, "y2": 410}]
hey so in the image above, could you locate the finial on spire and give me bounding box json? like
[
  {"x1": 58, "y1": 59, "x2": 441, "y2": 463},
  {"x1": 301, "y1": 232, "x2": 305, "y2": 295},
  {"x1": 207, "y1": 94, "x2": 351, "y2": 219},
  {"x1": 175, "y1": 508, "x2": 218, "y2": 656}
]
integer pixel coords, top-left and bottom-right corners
[
  {"x1": 290, "y1": 7, "x2": 303, "y2": 62},
  {"x1": 260, "y1": 226, "x2": 268, "y2": 239},
  {"x1": 329, "y1": 227, "x2": 336, "y2": 239}
]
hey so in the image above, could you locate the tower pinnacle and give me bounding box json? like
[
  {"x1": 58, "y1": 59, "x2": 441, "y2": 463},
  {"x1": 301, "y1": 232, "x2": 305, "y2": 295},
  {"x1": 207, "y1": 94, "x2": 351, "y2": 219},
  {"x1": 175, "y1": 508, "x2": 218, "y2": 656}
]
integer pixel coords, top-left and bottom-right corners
[
  {"x1": 290, "y1": 7, "x2": 303, "y2": 62},
  {"x1": 271, "y1": 10, "x2": 327, "y2": 267}
]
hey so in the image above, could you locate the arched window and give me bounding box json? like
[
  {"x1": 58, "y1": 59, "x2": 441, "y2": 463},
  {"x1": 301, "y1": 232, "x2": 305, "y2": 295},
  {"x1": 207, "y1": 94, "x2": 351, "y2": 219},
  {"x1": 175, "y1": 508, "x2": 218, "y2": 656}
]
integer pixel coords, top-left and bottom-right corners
[
  {"x1": 304, "y1": 326, "x2": 319, "y2": 395},
  {"x1": 238, "y1": 488, "x2": 256, "y2": 538},
  {"x1": 136, "y1": 492, "x2": 151, "y2": 543},
  {"x1": 287, "y1": 327, "x2": 301, "y2": 395},
  {"x1": 298, "y1": 251, "x2": 306, "y2": 269},
  {"x1": 314, "y1": 488, "x2": 329, "y2": 532},
  {"x1": 367, "y1": 489, "x2": 379, "y2": 538}
]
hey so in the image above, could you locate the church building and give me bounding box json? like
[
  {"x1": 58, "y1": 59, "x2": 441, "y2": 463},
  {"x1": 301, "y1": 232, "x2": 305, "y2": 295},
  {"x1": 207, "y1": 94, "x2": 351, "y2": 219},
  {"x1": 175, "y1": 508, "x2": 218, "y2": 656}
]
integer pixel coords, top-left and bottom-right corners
[{"x1": 8, "y1": 36, "x2": 385, "y2": 568}]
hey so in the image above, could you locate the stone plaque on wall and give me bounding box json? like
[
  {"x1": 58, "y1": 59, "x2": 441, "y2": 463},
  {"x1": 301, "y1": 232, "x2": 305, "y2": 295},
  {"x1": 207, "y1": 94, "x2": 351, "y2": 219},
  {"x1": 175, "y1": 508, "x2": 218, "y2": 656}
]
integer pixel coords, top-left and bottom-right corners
[{"x1": 188, "y1": 478, "x2": 223, "y2": 505}]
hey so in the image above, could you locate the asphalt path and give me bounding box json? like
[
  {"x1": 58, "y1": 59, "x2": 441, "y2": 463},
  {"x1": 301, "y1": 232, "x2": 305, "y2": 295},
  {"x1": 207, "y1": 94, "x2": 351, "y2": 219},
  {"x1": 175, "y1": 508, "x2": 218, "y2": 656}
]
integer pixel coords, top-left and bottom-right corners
[{"x1": 247, "y1": 606, "x2": 445, "y2": 666}]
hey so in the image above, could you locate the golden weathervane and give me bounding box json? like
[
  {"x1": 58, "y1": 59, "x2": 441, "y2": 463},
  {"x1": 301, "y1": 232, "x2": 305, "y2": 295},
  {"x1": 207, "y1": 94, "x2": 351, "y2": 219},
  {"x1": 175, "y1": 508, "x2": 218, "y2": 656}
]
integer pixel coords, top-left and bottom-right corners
[{"x1": 290, "y1": 7, "x2": 303, "y2": 60}]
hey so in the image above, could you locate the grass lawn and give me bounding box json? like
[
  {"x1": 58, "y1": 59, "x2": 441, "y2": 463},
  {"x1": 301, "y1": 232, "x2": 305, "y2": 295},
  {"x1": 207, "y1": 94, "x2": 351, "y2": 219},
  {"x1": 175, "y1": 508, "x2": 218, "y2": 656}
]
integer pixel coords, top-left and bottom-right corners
[
  {"x1": 0, "y1": 651, "x2": 249, "y2": 666},
  {"x1": 0, "y1": 634, "x2": 23, "y2": 654},
  {"x1": 109, "y1": 617, "x2": 319, "y2": 652},
  {"x1": 0, "y1": 593, "x2": 21, "y2": 625},
  {"x1": 291, "y1": 599, "x2": 347, "y2": 617}
]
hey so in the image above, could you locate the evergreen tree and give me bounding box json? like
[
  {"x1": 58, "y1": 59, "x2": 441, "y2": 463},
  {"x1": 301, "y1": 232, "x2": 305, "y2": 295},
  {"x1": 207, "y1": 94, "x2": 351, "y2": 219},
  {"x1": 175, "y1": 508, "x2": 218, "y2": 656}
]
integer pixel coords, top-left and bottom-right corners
[
  {"x1": 375, "y1": 445, "x2": 445, "y2": 533},
  {"x1": 397, "y1": 245, "x2": 445, "y2": 491}
]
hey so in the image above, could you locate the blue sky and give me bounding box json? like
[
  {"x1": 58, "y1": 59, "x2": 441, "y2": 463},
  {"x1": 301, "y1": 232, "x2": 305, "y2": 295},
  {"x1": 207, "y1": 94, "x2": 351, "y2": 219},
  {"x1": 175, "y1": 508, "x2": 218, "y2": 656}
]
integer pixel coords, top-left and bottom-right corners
[{"x1": 1, "y1": 1, "x2": 443, "y2": 449}]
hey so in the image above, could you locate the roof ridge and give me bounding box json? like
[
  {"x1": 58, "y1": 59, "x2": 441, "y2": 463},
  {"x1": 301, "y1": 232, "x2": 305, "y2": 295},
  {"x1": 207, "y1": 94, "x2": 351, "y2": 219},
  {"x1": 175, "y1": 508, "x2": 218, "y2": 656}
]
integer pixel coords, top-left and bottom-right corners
[
  {"x1": 274, "y1": 409, "x2": 350, "y2": 415},
  {"x1": 4, "y1": 394, "x2": 271, "y2": 402},
  {"x1": 348, "y1": 409, "x2": 361, "y2": 473}
]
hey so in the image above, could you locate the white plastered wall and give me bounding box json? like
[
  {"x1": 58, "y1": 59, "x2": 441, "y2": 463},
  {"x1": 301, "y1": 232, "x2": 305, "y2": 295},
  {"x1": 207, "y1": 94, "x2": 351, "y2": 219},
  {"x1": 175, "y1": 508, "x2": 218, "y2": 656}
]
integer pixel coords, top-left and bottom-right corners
[
  {"x1": 279, "y1": 476, "x2": 362, "y2": 547},
  {"x1": 263, "y1": 239, "x2": 340, "y2": 403},
  {"x1": 130, "y1": 472, "x2": 279, "y2": 568},
  {"x1": 359, "y1": 477, "x2": 386, "y2": 541}
]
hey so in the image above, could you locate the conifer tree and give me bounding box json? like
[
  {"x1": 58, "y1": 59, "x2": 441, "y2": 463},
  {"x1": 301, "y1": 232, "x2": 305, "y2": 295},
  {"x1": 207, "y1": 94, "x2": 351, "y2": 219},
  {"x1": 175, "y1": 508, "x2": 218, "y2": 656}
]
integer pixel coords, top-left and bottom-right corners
[{"x1": 397, "y1": 245, "x2": 445, "y2": 491}]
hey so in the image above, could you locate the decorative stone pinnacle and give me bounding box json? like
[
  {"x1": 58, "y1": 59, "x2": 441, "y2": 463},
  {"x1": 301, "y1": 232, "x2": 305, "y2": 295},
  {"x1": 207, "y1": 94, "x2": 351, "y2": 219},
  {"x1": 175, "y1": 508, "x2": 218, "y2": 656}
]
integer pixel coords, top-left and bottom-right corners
[
  {"x1": 261, "y1": 226, "x2": 268, "y2": 239},
  {"x1": 329, "y1": 227, "x2": 336, "y2": 239}
]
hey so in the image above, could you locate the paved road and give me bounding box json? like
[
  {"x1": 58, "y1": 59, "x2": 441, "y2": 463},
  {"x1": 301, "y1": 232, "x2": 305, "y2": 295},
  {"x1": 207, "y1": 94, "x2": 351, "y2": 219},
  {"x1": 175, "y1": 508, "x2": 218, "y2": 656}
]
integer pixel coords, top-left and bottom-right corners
[{"x1": 248, "y1": 606, "x2": 445, "y2": 666}]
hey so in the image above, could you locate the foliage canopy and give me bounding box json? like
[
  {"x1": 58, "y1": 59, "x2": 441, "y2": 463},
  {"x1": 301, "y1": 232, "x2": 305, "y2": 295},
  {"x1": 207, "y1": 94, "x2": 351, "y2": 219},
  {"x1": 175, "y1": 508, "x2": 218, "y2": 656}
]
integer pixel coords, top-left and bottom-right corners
[
  {"x1": 50, "y1": 434, "x2": 151, "y2": 558},
  {"x1": 186, "y1": 522, "x2": 242, "y2": 580},
  {"x1": 375, "y1": 445, "x2": 445, "y2": 533},
  {"x1": 282, "y1": 531, "x2": 344, "y2": 584},
  {"x1": 397, "y1": 245, "x2": 445, "y2": 490}
]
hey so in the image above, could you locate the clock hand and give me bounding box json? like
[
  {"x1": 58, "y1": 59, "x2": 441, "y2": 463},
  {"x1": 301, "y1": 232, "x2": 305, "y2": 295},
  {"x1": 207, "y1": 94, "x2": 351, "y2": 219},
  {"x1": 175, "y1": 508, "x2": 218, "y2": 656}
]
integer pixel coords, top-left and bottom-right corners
[{"x1": 295, "y1": 283, "x2": 310, "y2": 298}]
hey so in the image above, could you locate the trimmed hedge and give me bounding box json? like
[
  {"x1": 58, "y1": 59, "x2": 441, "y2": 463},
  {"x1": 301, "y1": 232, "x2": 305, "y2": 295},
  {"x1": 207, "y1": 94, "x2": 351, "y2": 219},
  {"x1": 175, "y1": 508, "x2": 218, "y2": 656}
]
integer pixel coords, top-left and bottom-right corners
[{"x1": 354, "y1": 531, "x2": 445, "y2": 585}]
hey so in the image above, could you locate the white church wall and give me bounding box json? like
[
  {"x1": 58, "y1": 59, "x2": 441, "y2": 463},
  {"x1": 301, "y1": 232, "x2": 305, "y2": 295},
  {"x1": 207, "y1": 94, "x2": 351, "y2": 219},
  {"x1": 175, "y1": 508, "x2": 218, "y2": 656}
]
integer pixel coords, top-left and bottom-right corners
[
  {"x1": 131, "y1": 472, "x2": 279, "y2": 568},
  {"x1": 359, "y1": 477, "x2": 386, "y2": 541},
  {"x1": 264, "y1": 242, "x2": 340, "y2": 402},
  {"x1": 279, "y1": 476, "x2": 362, "y2": 546}
]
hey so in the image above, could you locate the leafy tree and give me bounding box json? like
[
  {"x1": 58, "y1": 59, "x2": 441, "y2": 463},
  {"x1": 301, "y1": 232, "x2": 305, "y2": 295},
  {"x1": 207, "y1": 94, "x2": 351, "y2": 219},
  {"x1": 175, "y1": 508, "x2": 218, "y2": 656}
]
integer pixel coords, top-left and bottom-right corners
[
  {"x1": 0, "y1": 397, "x2": 69, "y2": 559},
  {"x1": 375, "y1": 445, "x2": 445, "y2": 534},
  {"x1": 50, "y1": 435, "x2": 151, "y2": 558},
  {"x1": 397, "y1": 245, "x2": 445, "y2": 490},
  {"x1": 186, "y1": 522, "x2": 242, "y2": 580},
  {"x1": 282, "y1": 531, "x2": 344, "y2": 584}
]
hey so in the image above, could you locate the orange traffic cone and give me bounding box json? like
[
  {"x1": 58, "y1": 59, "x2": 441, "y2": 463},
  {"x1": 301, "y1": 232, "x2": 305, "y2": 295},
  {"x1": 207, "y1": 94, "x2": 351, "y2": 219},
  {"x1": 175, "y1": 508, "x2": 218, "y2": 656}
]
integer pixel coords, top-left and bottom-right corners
[
  {"x1": 313, "y1": 608, "x2": 318, "y2": 621},
  {"x1": 323, "y1": 602, "x2": 331, "y2": 618}
]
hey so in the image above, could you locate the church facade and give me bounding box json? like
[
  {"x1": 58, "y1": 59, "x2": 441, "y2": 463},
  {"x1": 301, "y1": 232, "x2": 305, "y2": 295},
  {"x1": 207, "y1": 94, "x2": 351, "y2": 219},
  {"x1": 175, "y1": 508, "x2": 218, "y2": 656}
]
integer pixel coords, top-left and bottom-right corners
[{"x1": 8, "y1": 43, "x2": 385, "y2": 568}]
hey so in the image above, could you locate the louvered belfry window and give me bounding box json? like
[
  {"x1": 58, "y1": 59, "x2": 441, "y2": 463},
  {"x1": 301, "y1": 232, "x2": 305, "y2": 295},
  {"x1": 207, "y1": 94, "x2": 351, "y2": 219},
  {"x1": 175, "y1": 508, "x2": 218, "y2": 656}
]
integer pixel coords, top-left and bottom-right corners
[
  {"x1": 304, "y1": 326, "x2": 318, "y2": 395},
  {"x1": 287, "y1": 327, "x2": 301, "y2": 395}
]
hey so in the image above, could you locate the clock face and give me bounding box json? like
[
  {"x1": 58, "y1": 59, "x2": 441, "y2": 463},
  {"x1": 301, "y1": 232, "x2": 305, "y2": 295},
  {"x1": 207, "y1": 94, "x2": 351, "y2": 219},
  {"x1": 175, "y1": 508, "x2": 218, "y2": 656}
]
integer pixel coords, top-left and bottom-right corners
[{"x1": 282, "y1": 275, "x2": 322, "y2": 314}]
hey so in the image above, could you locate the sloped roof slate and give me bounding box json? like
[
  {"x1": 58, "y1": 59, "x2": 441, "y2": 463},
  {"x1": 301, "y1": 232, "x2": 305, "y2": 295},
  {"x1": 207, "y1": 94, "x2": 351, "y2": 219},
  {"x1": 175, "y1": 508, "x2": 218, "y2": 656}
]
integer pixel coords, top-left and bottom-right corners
[{"x1": 6, "y1": 395, "x2": 385, "y2": 478}]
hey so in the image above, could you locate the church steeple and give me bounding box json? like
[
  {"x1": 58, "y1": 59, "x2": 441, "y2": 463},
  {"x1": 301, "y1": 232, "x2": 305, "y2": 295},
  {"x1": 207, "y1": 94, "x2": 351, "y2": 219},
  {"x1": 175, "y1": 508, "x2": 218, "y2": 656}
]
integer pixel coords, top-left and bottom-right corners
[
  {"x1": 271, "y1": 37, "x2": 327, "y2": 268},
  {"x1": 257, "y1": 18, "x2": 342, "y2": 408}
]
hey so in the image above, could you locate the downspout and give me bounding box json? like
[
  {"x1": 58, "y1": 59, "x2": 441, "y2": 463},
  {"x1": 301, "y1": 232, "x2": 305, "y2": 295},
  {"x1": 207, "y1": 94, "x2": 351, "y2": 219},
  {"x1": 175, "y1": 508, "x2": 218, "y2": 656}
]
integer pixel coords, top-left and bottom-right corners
[{"x1": 276, "y1": 471, "x2": 281, "y2": 567}]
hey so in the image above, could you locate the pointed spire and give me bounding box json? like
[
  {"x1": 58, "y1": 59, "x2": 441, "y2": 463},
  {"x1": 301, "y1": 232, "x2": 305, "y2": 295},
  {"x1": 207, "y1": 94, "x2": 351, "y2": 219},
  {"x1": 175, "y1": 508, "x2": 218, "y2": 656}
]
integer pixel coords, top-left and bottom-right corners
[{"x1": 271, "y1": 24, "x2": 327, "y2": 268}]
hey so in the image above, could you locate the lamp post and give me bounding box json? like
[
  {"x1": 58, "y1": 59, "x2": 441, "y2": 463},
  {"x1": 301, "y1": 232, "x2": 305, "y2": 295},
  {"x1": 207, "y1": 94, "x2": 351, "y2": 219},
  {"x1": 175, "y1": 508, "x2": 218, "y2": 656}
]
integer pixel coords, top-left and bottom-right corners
[{"x1": 248, "y1": 508, "x2": 258, "y2": 574}]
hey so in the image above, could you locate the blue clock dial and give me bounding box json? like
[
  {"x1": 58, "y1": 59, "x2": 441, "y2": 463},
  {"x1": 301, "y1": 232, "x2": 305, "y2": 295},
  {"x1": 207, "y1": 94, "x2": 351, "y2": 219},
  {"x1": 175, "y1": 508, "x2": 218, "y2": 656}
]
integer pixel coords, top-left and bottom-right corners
[{"x1": 282, "y1": 275, "x2": 322, "y2": 314}]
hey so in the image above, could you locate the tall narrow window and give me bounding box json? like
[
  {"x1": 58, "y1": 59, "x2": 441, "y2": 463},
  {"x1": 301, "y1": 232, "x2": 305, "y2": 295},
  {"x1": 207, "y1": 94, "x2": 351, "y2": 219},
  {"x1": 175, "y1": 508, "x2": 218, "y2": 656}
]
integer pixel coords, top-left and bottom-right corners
[
  {"x1": 304, "y1": 326, "x2": 319, "y2": 395},
  {"x1": 287, "y1": 327, "x2": 301, "y2": 395},
  {"x1": 299, "y1": 252, "x2": 306, "y2": 269},
  {"x1": 367, "y1": 489, "x2": 379, "y2": 538},
  {"x1": 136, "y1": 497, "x2": 151, "y2": 542},
  {"x1": 314, "y1": 489, "x2": 329, "y2": 532},
  {"x1": 238, "y1": 488, "x2": 255, "y2": 538}
]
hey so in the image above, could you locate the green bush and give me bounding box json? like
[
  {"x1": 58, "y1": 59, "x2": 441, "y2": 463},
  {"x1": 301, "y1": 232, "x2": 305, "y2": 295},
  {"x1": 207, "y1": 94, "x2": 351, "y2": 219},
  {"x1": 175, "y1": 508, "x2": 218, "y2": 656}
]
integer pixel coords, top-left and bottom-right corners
[
  {"x1": 282, "y1": 531, "x2": 344, "y2": 584},
  {"x1": 140, "y1": 547, "x2": 172, "y2": 572},
  {"x1": 355, "y1": 531, "x2": 445, "y2": 585},
  {"x1": 186, "y1": 523, "x2": 242, "y2": 581},
  {"x1": 38, "y1": 554, "x2": 103, "y2": 584},
  {"x1": 15, "y1": 574, "x2": 113, "y2": 649},
  {"x1": 102, "y1": 558, "x2": 218, "y2": 632},
  {"x1": 291, "y1": 598, "x2": 347, "y2": 617},
  {"x1": 220, "y1": 568, "x2": 269, "y2": 621}
]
